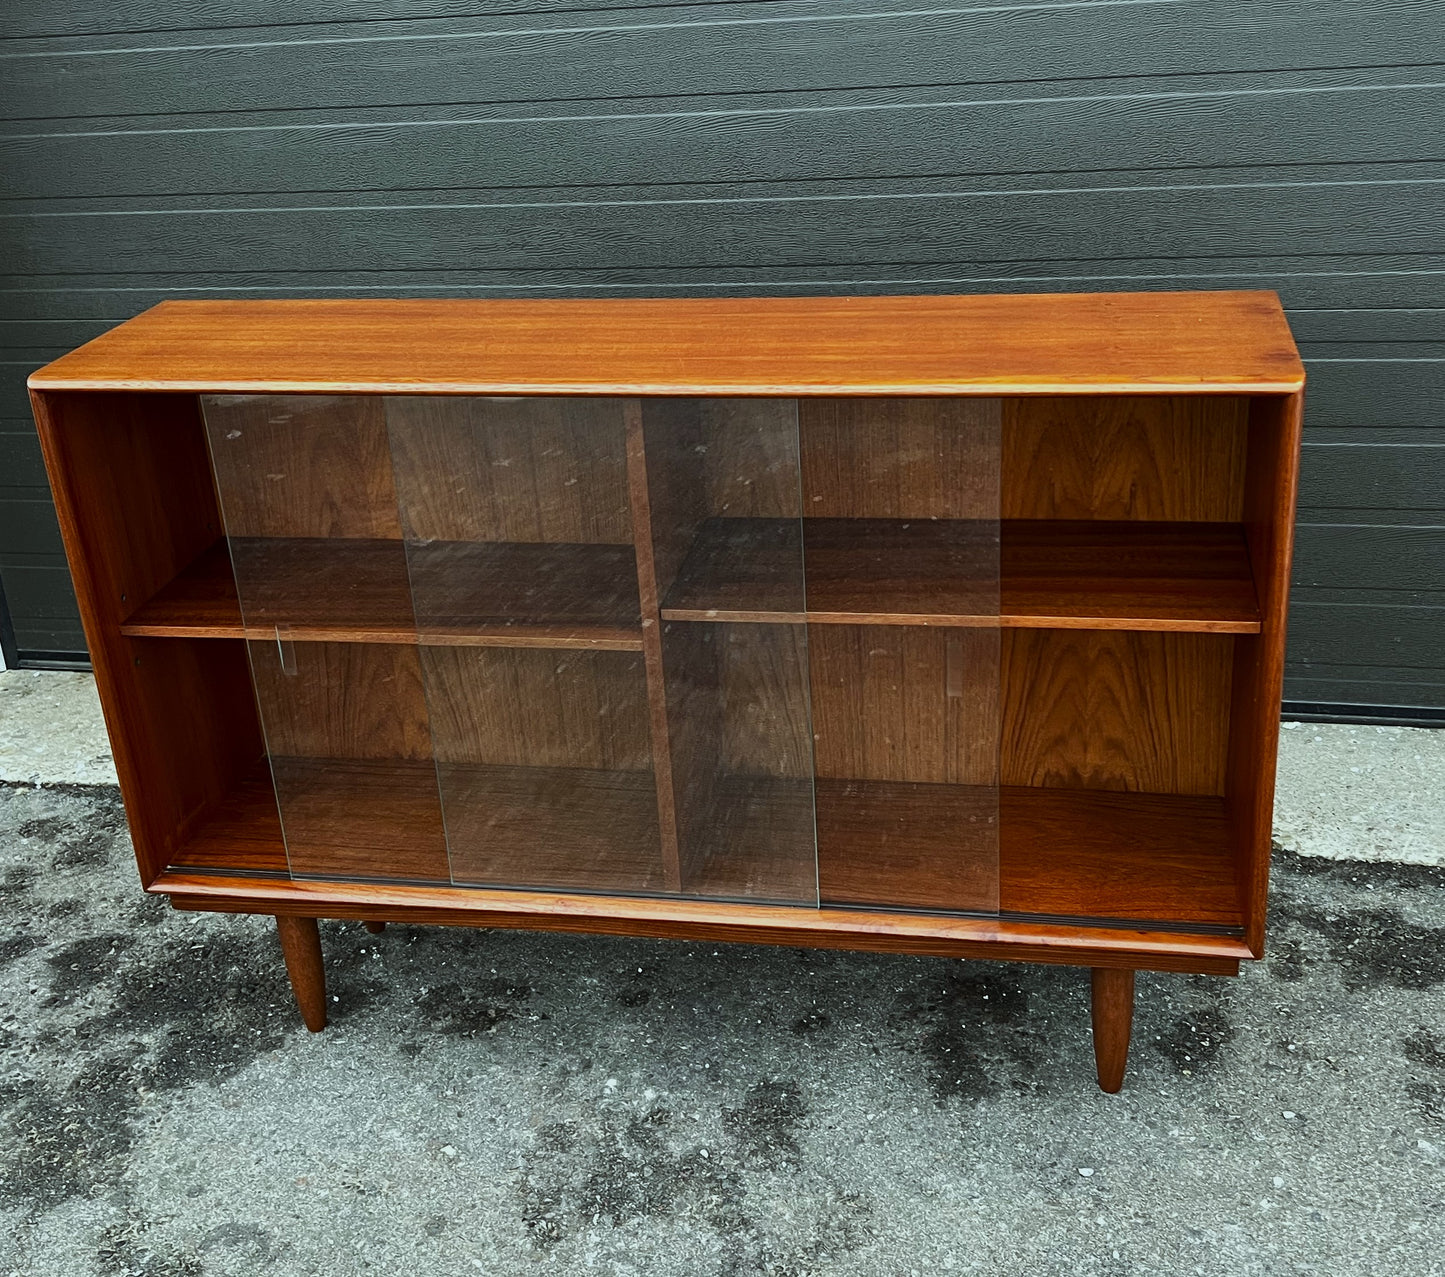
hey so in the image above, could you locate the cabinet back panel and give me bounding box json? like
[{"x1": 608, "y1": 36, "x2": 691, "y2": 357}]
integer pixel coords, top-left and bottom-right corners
[
  {"x1": 642, "y1": 398, "x2": 803, "y2": 600},
  {"x1": 246, "y1": 639, "x2": 433, "y2": 762},
  {"x1": 420, "y1": 646, "x2": 651, "y2": 771},
  {"x1": 701, "y1": 399, "x2": 803, "y2": 519},
  {"x1": 1000, "y1": 630, "x2": 1232, "y2": 796},
  {"x1": 808, "y1": 625, "x2": 999, "y2": 786},
  {"x1": 799, "y1": 398, "x2": 1001, "y2": 519},
  {"x1": 663, "y1": 619, "x2": 817, "y2": 902},
  {"x1": 718, "y1": 621, "x2": 816, "y2": 778},
  {"x1": 385, "y1": 396, "x2": 632, "y2": 545},
  {"x1": 201, "y1": 395, "x2": 403, "y2": 540},
  {"x1": 1002, "y1": 396, "x2": 1248, "y2": 521}
]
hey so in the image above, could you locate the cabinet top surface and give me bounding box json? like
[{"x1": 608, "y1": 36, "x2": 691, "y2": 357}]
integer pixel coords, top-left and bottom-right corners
[{"x1": 29, "y1": 291, "x2": 1303, "y2": 397}]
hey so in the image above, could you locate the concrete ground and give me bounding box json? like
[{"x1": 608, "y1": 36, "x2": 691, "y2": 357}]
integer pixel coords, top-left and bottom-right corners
[{"x1": 0, "y1": 670, "x2": 1442, "y2": 1276}]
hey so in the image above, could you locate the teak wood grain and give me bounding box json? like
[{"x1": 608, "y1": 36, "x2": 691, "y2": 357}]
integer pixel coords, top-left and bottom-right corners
[
  {"x1": 1001, "y1": 396, "x2": 1249, "y2": 521},
  {"x1": 808, "y1": 625, "x2": 1000, "y2": 787},
  {"x1": 29, "y1": 294, "x2": 1304, "y2": 397},
  {"x1": 999, "y1": 630, "x2": 1233, "y2": 797},
  {"x1": 624, "y1": 401, "x2": 684, "y2": 891},
  {"x1": 815, "y1": 783, "x2": 1239, "y2": 929},
  {"x1": 421, "y1": 646, "x2": 652, "y2": 773},
  {"x1": 29, "y1": 390, "x2": 265, "y2": 883},
  {"x1": 798, "y1": 397, "x2": 1001, "y2": 518},
  {"x1": 1226, "y1": 391, "x2": 1305, "y2": 955},
  {"x1": 201, "y1": 394, "x2": 404, "y2": 540},
  {"x1": 437, "y1": 764, "x2": 666, "y2": 893}
]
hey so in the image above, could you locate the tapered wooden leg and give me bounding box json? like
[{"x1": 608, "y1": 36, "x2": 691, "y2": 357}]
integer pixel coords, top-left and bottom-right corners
[
  {"x1": 363, "y1": 920, "x2": 386, "y2": 934},
  {"x1": 276, "y1": 915, "x2": 327, "y2": 1032},
  {"x1": 1090, "y1": 967, "x2": 1135, "y2": 1093}
]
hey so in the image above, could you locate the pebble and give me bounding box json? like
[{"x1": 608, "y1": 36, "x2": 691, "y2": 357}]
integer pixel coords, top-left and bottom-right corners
[{"x1": 1079, "y1": 1168, "x2": 1095, "y2": 1177}]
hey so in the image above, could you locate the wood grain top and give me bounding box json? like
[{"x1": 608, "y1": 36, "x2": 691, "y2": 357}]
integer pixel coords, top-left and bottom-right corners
[{"x1": 28, "y1": 293, "x2": 1303, "y2": 397}]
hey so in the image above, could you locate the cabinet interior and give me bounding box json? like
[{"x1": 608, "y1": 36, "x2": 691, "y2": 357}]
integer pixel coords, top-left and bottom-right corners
[{"x1": 61, "y1": 387, "x2": 1280, "y2": 939}]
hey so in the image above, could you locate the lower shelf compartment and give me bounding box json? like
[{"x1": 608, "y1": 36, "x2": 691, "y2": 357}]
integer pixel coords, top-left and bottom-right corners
[
  {"x1": 817, "y1": 781, "x2": 1239, "y2": 931},
  {"x1": 175, "y1": 759, "x2": 665, "y2": 892},
  {"x1": 171, "y1": 765, "x2": 1241, "y2": 934}
]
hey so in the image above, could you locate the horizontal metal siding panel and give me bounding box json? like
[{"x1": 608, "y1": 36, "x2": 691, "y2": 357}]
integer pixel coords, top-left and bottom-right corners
[
  {"x1": 8, "y1": 172, "x2": 1445, "y2": 273},
  {"x1": 0, "y1": 562, "x2": 88, "y2": 651},
  {"x1": 1301, "y1": 360, "x2": 1445, "y2": 430},
  {"x1": 1288, "y1": 601, "x2": 1445, "y2": 670},
  {"x1": 0, "y1": 429, "x2": 48, "y2": 488},
  {"x1": 4, "y1": 2, "x2": 1445, "y2": 693},
  {"x1": 1290, "y1": 309, "x2": 1445, "y2": 344},
  {"x1": 7, "y1": 74, "x2": 1445, "y2": 199},
  {"x1": 0, "y1": 0, "x2": 748, "y2": 41},
  {"x1": 1299, "y1": 438, "x2": 1445, "y2": 512},
  {"x1": 0, "y1": 495, "x2": 66, "y2": 559},
  {"x1": 1292, "y1": 525, "x2": 1445, "y2": 598},
  {"x1": 5, "y1": 0, "x2": 1445, "y2": 120},
  {"x1": 1283, "y1": 672, "x2": 1445, "y2": 712},
  {"x1": 10, "y1": 256, "x2": 1445, "y2": 314}
]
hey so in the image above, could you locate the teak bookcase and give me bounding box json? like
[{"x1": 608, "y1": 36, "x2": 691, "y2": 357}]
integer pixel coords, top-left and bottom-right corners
[{"x1": 29, "y1": 293, "x2": 1304, "y2": 1092}]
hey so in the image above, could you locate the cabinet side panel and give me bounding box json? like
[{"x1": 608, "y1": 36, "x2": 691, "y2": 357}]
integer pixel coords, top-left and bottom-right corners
[
  {"x1": 1002, "y1": 396, "x2": 1248, "y2": 521},
  {"x1": 1227, "y1": 392, "x2": 1305, "y2": 955},
  {"x1": 29, "y1": 390, "x2": 264, "y2": 883},
  {"x1": 1001, "y1": 630, "x2": 1233, "y2": 796}
]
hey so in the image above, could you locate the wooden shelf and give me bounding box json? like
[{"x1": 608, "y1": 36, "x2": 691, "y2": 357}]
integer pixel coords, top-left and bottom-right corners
[
  {"x1": 172, "y1": 767, "x2": 1239, "y2": 933},
  {"x1": 661, "y1": 517, "x2": 1260, "y2": 633},
  {"x1": 121, "y1": 537, "x2": 643, "y2": 650},
  {"x1": 818, "y1": 781, "x2": 1241, "y2": 931},
  {"x1": 174, "y1": 759, "x2": 665, "y2": 893},
  {"x1": 173, "y1": 757, "x2": 450, "y2": 883}
]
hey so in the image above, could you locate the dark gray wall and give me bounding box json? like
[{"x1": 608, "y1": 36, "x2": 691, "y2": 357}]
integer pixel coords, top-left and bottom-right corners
[{"x1": 1, "y1": 0, "x2": 1442, "y2": 707}]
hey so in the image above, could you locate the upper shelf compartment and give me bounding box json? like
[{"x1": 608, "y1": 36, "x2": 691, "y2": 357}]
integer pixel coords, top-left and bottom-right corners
[
  {"x1": 128, "y1": 392, "x2": 649, "y2": 648},
  {"x1": 660, "y1": 517, "x2": 1260, "y2": 633}
]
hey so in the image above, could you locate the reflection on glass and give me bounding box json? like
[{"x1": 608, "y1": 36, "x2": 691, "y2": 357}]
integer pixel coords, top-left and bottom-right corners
[
  {"x1": 644, "y1": 398, "x2": 820, "y2": 904},
  {"x1": 384, "y1": 396, "x2": 667, "y2": 892},
  {"x1": 201, "y1": 395, "x2": 450, "y2": 882},
  {"x1": 199, "y1": 391, "x2": 1000, "y2": 913},
  {"x1": 800, "y1": 398, "x2": 1002, "y2": 914}
]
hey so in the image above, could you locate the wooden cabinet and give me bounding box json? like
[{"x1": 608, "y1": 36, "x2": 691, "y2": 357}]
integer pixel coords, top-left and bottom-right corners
[{"x1": 28, "y1": 292, "x2": 1304, "y2": 1091}]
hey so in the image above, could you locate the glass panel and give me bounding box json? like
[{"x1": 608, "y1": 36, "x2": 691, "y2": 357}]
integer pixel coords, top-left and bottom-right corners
[
  {"x1": 384, "y1": 396, "x2": 667, "y2": 893},
  {"x1": 643, "y1": 398, "x2": 819, "y2": 904},
  {"x1": 202, "y1": 394, "x2": 450, "y2": 882},
  {"x1": 800, "y1": 398, "x2": 1001, "y2": 915}
]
